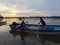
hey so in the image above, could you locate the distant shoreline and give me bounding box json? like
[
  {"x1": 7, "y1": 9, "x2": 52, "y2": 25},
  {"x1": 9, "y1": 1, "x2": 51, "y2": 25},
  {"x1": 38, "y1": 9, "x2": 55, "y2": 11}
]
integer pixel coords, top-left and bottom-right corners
[{"x1": 0, "y1": 16, "x2": 60, "y2": 18}]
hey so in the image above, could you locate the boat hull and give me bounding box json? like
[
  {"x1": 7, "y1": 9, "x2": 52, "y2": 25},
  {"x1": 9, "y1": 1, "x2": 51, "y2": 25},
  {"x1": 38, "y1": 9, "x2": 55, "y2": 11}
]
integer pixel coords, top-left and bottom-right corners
[{"x1": 9, "y1": 24, "x2": 60, "y2": 35}]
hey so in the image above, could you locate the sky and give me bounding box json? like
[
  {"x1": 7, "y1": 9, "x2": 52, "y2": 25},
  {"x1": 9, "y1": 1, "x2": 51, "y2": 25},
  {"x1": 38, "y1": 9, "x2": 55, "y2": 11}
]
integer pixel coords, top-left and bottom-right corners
[{"x1": 0, "y1": 0, "x2": 60, "y2": 17}]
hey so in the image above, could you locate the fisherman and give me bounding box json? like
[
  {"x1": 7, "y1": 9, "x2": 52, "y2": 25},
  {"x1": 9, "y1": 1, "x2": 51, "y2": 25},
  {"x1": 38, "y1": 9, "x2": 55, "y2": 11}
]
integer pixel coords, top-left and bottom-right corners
[
  {"x1": 12, "y1": 22, "x2": 19, "y2": 26},
  {"x1": 10, "y1": 22, "x2": 19, "y2": 31},
  {"x1": 18, "y1": 18, "x2": 26, "y2": 43},
  {"x1": 38, "y1": 17, "x2": 46, "y2": 30},
  {"x1": 40, "y1": 17, "x2": 46, "y2": 26}
]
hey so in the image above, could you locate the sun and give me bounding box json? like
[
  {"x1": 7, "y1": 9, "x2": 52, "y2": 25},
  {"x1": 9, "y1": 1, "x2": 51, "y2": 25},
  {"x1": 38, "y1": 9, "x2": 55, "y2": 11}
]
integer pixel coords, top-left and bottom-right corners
[
  {"x1": 12, "y1": 10, "x2": 16, "y2": 14},
  {"x1": 11, "y1": 10, "x2": 17, "y2": 16},
  {"x1": 7, "y1": 10, "x2": 17, "y2": 17}
]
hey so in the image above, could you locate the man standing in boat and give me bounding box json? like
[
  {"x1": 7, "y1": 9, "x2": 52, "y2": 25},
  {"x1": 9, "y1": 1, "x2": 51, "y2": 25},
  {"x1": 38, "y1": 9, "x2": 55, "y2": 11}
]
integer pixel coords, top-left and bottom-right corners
[{"x1": 38, "y1": 17, "x2": 46, "y2": 30}]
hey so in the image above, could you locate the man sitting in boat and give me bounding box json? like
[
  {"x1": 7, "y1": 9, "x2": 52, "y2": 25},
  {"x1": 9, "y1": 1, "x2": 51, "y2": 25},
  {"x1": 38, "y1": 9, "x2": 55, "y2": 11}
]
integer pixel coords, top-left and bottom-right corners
[
  {"x1": 12, "y1": 22, "x2": 19, "y2": 26},
  {"x1": 16, "y1": 18, "x2": 26, "y2": 32},
  {"x1": 19, "y1": 18, "x2": 25, "y2": 28},
  {"x1": 10, "y1": 18, "x2": 26, "y2": 31},
  {"x1": 38, "y1": 17, "x2": 46, "y2": 30},
  {"x1": 9, "y1": 22, "x2": 19, "y2": 30}
]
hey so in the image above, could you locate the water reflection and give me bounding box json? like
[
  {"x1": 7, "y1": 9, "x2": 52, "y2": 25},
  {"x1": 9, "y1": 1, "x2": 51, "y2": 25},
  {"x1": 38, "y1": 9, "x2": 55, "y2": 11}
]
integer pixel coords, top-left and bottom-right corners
[
  {"x1": 39, "y1": 34, "x2": 60, "y2": 43},
  {"x1": 10, "y1": 29, "x2": 60, "y2": 44},
  {"x1": 5, "y1": 18, "x2": 19, "y2": 24},
  {"x1": 10, "y1": 30, "x2": 35, "y2": 44},
  {"x1": 1, "y1": 17, "x2": 60, "y2": 45}
]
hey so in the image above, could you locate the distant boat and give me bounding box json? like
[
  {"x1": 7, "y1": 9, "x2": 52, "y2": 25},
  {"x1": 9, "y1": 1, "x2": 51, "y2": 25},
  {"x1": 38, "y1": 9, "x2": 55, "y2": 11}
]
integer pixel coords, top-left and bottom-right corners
[
  {"x1": 0, "y1": 14, "x2": 6, "y2": 26},
  {"x1": 0, "y1": 21, "x2": 6, "y2": 26}
]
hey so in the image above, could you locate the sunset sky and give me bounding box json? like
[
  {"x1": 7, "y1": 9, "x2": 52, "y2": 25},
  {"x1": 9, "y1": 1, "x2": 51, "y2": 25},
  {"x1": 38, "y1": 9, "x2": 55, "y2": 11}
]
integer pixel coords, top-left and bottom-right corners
[{"x1": 0, "y1": 0, "x2": 60, "y2": 17}]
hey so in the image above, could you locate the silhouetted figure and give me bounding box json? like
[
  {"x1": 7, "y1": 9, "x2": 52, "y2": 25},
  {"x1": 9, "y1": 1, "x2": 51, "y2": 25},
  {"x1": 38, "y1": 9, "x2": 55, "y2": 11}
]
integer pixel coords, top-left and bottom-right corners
[
  {"x1": 20, "y1": 20, "x2": 25, "y2": 28},
  {"x1": 19, "y1": 18, "x2": 26, "y2": 43},
  {"x1": 9, "y1": 22, "x2": 19, "y2": 31},
  {"x1": 9, "y1": 18, "x2": 26, "y2": 43},
  {"x1": 38, "y1": 17, "x2": 46, "y2": 30},
  {"x1": 40, "y1": 17, "x2": 46, "y2": 26},
  {"x1": 12, "y1": 22, "x2": 19, "y2": 26}
]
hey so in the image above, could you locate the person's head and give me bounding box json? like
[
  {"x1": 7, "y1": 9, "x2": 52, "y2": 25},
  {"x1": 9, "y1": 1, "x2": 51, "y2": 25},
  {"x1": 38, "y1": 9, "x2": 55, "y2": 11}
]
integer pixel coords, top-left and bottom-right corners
[
  {"x1": 19, "y1": 17, "x2": 25, "y2": 21},
  {"x1": 40, "y1": 17, "x2": 43, "y2": 20},
  {"x1": 12, "y1": 22, "x2": 17, "y2": 25},
  {"x1": 19, "y1": 18, "x2": 22, "y2": 20}
]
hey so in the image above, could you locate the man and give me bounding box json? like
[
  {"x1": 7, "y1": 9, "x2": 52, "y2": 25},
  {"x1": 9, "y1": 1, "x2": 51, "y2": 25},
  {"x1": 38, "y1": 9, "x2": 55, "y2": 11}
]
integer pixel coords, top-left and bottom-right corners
[
  {"x1": 38, "y1": 17, "x2": 46, "y2": 30},
  {"x1": 40, "y1": 17, "x2": 46, "y2": 26},
  {"x1": 18, "y1": 18, "x2": 26, "y2": 43}
]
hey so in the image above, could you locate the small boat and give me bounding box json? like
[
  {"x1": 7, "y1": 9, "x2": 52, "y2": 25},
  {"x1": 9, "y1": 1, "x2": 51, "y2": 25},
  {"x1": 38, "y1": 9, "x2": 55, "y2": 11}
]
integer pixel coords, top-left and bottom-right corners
[
  {"x1": 0, "y1": 14, "x2": 6, "y2": 26},
  {"x1": 9, "y1": 17, "x2": 60, "y2": 43},
  {"x1": 9, "y1": 17, "x2": 60, "y2": 35},
  {"x1": 0, "y1": 21, "x2": 6, "y2": 26}
]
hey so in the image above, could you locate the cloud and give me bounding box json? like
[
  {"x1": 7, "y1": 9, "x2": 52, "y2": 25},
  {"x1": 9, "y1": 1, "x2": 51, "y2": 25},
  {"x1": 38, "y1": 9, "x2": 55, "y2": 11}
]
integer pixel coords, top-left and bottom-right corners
[
  {"x1": 0, "y1": 0, "x2": 60, "y2": 17},
  {"x1": 0, "y1": 4, "x2": 9, "y2": 12},
  {"x1": 0, "y1": 0, "x2": 50, "y2": 17}
]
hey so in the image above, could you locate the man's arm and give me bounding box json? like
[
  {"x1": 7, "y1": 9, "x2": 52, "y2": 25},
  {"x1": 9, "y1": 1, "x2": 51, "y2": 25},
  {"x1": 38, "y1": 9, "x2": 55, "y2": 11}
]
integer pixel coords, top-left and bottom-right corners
[{"x1": 38, "y1": 21, "x2": 41, "y2": 24}]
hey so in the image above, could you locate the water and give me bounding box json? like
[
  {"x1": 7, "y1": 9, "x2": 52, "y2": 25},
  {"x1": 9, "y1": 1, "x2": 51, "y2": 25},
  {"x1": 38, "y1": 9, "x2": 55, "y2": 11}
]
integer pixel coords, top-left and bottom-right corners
[
  {"x1": 4, "y1": 18, "x2": 60, "y2": 25},
  {"x1": 0, "y1": 17, "x2": 60, "y2": 45},
  {"x1": 0, "y1": 25, "x2": 60, "y2": 45}
]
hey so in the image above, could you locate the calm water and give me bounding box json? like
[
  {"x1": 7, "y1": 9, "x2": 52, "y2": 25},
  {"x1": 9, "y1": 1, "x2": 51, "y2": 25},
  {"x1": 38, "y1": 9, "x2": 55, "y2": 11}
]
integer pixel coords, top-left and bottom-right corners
[
  {"x1": 4, "y1": 18, "x2": 60, "y2": 25},
  {"x1": 0, "y1": 18, "x2": 60, "y2": 45}
]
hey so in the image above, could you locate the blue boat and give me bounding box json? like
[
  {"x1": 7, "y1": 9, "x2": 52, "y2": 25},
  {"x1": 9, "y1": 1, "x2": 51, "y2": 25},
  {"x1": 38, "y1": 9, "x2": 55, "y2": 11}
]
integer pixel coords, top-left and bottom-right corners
[{"x1": 9, "y1": 17, "x2": 60, "y2": 35}]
